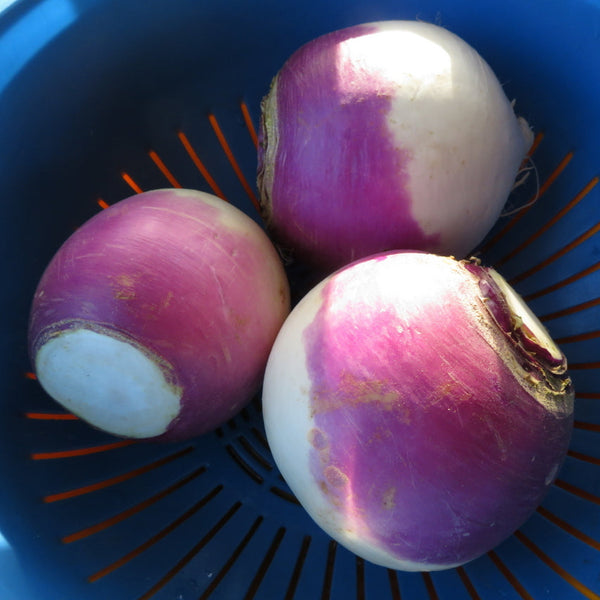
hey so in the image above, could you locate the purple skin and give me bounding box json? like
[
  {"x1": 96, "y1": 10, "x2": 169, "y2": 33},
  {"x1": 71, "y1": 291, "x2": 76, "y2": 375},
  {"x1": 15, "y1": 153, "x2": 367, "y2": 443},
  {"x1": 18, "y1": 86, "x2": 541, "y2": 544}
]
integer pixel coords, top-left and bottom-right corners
[
  {"x1": 29, "y1": 190, "x2": 290, "y2": 441},
  {"x1": 303, "y1": 256, "x2": 573, "y2": 567},
  {"x1": 257, "y1": 25, "x2": 439, "y2": 271}
]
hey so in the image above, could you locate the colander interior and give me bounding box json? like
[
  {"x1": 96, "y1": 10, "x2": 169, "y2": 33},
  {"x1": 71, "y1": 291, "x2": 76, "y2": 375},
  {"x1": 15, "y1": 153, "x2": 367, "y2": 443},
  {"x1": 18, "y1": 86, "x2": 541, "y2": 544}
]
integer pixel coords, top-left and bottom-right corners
[{"x1": 1, "y1": 0, "x2": 599, "y2": 599}]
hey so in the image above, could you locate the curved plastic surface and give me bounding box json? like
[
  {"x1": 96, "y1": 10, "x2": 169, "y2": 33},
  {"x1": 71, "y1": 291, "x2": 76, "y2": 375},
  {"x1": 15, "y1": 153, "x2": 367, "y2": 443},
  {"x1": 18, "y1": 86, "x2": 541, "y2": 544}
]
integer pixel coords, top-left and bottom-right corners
[{"x1": 0, "y1": 0, "x2": 599, "y2": 598}]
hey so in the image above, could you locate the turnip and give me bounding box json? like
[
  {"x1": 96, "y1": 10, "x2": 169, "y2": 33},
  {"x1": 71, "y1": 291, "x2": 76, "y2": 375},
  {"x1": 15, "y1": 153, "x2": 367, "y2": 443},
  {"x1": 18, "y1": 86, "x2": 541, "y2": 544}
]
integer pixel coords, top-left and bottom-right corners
[
  {"x1": 257, "y1": 21, "x2": 534, "y2": 272},
  {"x1": 28, "y1": 189, "x2": 290, "y2": 442},
  {"x1": 262, "y1": 252, "x2": 573, "y2": 571}
]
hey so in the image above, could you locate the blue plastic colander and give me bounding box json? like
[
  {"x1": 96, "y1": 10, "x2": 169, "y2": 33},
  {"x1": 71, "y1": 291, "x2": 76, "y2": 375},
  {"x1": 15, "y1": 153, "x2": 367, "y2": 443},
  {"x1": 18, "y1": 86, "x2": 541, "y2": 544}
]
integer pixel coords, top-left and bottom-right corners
[{"x1": 1, "y1": 0, "x2": 599, "y2": 598}]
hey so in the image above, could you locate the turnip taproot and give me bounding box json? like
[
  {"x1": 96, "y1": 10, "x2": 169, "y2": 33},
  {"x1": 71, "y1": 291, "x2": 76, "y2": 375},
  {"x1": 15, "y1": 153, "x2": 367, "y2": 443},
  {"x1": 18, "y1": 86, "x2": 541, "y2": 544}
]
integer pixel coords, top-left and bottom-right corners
[
  {"x1": 262, "y1": 252, "x2": 573, "y2": 570},
  {"x1": 258, "y1": 21, "x2": 534, "y2": 271},
  {"x1": 29, "y1": 189, "x2": 290, "y2": 442}
]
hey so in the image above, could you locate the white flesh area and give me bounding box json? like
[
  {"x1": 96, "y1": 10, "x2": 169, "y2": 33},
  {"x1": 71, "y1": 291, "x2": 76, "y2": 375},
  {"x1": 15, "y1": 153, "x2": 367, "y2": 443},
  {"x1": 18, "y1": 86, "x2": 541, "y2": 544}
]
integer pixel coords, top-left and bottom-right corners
[
  {"x1": 35, "y1": 328, "x2": 181, "y2": 438},
  {"x1": 351, "y1": 22, "x2": 533, "y2": 256}
]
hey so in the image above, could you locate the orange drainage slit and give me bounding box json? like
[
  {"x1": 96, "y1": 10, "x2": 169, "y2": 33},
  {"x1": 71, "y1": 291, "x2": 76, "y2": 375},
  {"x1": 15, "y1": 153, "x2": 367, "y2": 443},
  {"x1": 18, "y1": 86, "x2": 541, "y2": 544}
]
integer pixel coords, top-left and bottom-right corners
[
  {"x1": 509, "y1": 219, "x2": 600, "y2": 286},
  {"x1": 555, "y1": 329, "x2": 600, "y2": 345},
  {"x1": 285, "y1": 536, "x2": 312, "y2": 600},
  {"x1": 524, "y1": 261, "x2": 600, "y2": 302},
  {"x1": 121, "y1": 172, "x2": 144, "y2": 194},
  {"x1": 25, "y1": 412, "x2": 78, "y2": 421},
  {"x1": 422, "y1": 572, "x2": 439, "y2": 600},
  {"x1": 356, "y1": 557, "x2": 366, "y2": 600},
  {"x1": 540, "y1": 296, "x2": 600, "y2": 322},
  {"x1": 177, "y1": 131, "x2": 228, "y2": 201},
  {"x1": 456, "y1": 567, "x2": 482, "y2": 600},
  {"x1": 496, "y1": 176, "x2": 599, "y2": 267},
  {"x1": 487, "y1": 550, "x2": 534, "y2": 600},
  {"x1": 237, "y1": 435, "x2": 273, "y2": 471},
  {"x1": 244, "y1": 527, "x2": 286, "y2": 600},
  {"x1": 63, "y1": 466, "x2": 206, "y2": 544},
  {"x1": 481, "y1": 150, "x2": 573, "y2": 254},
  {"x1": 574, "y1": 420, "x2": 600, "y2": 432},
  {"x1": 320, "y1": 540, "x2": 337, "y2": 600},
  {"x1": 208, "y1": 113, "x2": 261, "y2": 213},
  {"x1": 90, "y1": 485, "x2": 226, "y2": 584},
  {"x1": 569, "y1": 361, "x2": 600, "y2": 370},
  {"x1": 43, "y1": 446, "x2": 194, "y2": 503},
  {"x1": 197, "y1": 516, "x2": 264, "y2": 600},
  {"x1": 525, "y1": 131, "x2": 545, "y2": 162},
  {"x1": 577, "y1": 392, "x2": 600, "y2": 400},
  {"x1": 514, "y1": 530, "x2": 600, "y2": 600},
  {"x1": 537, "y1": 505, "x2": 600, "y2": 552},
  {"x1": 240, "y1": 101, "x2": 259, "y2": 149},
  {"x1": 148, "y1": 151, "x2": 182, "y2": 188},
  {"x1": 387, "y1": 570, "x2": 402, "y2": 600},
  {"x1": 32, "y1": 439, "x2": 135, "y2": 460},
  {"x1": 554, "y1": 479, "x2": 600, "y2": 505},
  {"x1": 97, "y1": 198, "x2": 110, "y2": 210},
  {"x1": 136, "y1": 503, "x2": 248, "y2": 599},
  {"x1": 567, "y1": 450, "x2": 600, "y2": 467}
]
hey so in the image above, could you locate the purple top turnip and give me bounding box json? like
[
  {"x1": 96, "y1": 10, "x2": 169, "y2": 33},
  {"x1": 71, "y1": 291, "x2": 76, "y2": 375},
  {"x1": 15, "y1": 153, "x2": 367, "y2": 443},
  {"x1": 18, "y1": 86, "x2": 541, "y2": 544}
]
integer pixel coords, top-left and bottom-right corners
[
  {"x1": 258, "y1": 21, "x2": 534, "y2": 271},
  {"x1": 29, "y1": 189, "x2": 290, "y2": 442},
  {"x1": 262, "y1": 252, "x2": 573, "y2": 570}
]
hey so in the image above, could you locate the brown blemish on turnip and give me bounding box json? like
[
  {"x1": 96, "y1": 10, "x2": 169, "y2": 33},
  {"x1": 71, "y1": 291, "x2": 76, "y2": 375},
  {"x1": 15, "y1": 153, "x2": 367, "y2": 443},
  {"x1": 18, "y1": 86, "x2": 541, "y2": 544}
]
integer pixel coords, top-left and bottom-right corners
[
  {"x1": 382, "y1": 486, "x2": 396, "y2": 510},
  {"x1": 311, "y1": 372, "x2": 400, "y2": 415},
  {"x1": 308, "y1": 427, "x2": 329, "y2": 450},
  {"x1": 325, "y1": 465, "x2": 349, "y2": 488}
]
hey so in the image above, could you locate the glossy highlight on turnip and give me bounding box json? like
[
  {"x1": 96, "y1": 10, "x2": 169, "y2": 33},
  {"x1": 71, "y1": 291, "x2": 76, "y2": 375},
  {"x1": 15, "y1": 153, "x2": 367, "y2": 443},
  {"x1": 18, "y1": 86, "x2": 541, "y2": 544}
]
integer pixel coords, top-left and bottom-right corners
[
  {"x1": 262, "y1": 252, "x2": 573, "y2": 571},
  {"x1": 258, "y1": 21, "x2": 534, "y2": 272},
  {"x1": 28, "y1": 189, "x2": 290, "y2": 442}
]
